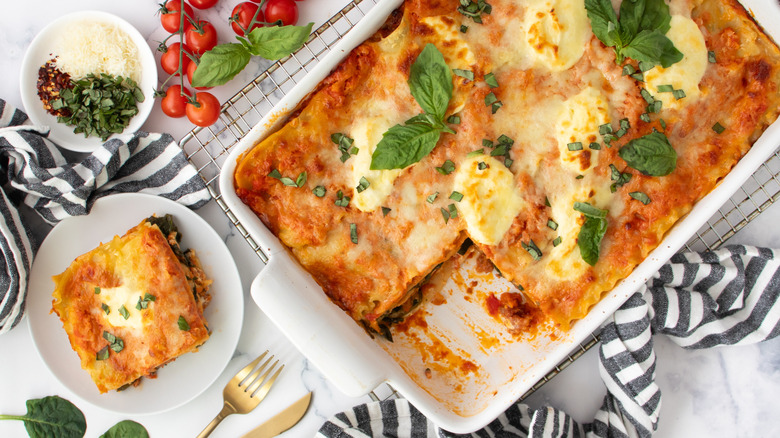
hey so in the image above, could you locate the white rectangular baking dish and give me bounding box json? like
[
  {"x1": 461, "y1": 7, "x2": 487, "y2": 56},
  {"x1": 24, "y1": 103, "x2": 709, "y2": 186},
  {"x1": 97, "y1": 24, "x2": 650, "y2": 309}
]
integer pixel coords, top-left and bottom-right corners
[{"x1": 218, "y1": 0, "x2": 780, "y2": 432}]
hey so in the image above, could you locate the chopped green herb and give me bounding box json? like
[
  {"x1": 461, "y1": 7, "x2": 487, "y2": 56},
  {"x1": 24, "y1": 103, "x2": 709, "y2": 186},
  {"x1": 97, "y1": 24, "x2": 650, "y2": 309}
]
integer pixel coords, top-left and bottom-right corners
[
  {"x1": 491, "y1": 101, "x2": 503, "y2": 114},
  {"x1": 568, "y1": 142, "x2": 583, "y2": 151},
  {"x1": 638, "y1": 61, "x2": 655, "y2": 72},
  {"x1": 672, "y1": 89, "x2": 686, "y2": 100},
  {"x1": 96, "y1": 346, "x2": 110, "y2": 361},
  {"x1": 656, "y1": 84, "x2": 674, "y2": 93},
  {"x1": 631, "y1": 72, "x2": 645, "y2": 82},
  {"x1": 640, "y1": 113, "x2": 651, "y2": 123},
  {"x1": 483, "y1": 139, "x2": 494, "y2": 148},
  {"x1": 599, "y1": 123, "x2": 613, "y2": 135},
  {"x1": 268, "y1": 169, "x2": 306, "y2": 188},
  {"x1": 629, "y1": 191, "x2": 652, "y2": 204},
  {"x1": 545, "y1": 196, "x2": 551, "y2": 207},
  {"x1": 609, "y1": 164, "x2": 633, "y2": 192},
  {"x1": 497, "y1": 134, "x2": 514, "y2": 146},
  {"x1": 484, "y1": 72, "x2": 499, "y2": 88},
  {"x1": 332, "y1": 133, "x2": 358, "y2": 162},
  {"x1": 640, "y1": 89, "x2": 655, "y2": 105},
  {"x1": 448, "y1": 203, "x2": 458, "y2": 218},
  {"x1": 712, "y1": 122, "x2": 726, "y2": 134},
  {"x1": 708, "y1": 50, "x2": 716, "y2": 63},
  {"x1": 312, "y1": 185, "x2": 326, "y2": 197},
  {"x1": 94, "y1": 286, "x2": 101, "y2": 295},
  {"x1": 178, "y1": 316, "x2": 190, "y2": 331},
  {"x1": 620, "y1": 118, "x2": 630, "y2": 130},
  {"x1": 576, "y1": 175, "x2": 584, "y2": 179},
  {"x1": 447, "y1": 115, "x2": 461, "y2": 124},
  {"x1": 349, "y1": 223, "x2": 358, "y2": 244},
  {"x1": 622, "y1": 64, "x2": 636, "y2": 76},
  {"x1": 485, "y1": 92, "x2": 498, "y2": 106},
  {"x1": 295, "y1": 172, "x2": 308, "y2": 188},
  {"x1": 660, "y1": 119, "x2": 667, "y2": 130},
  {"x1": 547, "y1": 219, "x2": 558, "y2": 230},
  {"x1": 441, "y1": 207, "x2": 451, "y2": 223},
  {"x1": 382, "y1": 206, "x2": 392, "y2": 216},
  {"x1": 136, "y1": 293, "x2": 156, "y2": 310},
  {"x1": 460, "y1": 24, "x2": 469, "y2": 33},
  {"x1": 436, "y1": 159, "x2": 456, "y2": 175},
  {"x1": 356, "y1": 176, "x2": 370, "y2": 193},
  {"x1": 504, "y1": 158, "x2": 514, "y2": 168},
  {"x1": 449, "y1": 191, "x2": 464, "y2": 202},
  {"x1": 553, "y1": 236, "x2": 562, "y2": 247},
  {"x1": 453, "y1": 69, "x2": 475, "y2": 81},
  {"x1": 427, "y1": 192, "x2": 439, "y2": 203},
  {"x1": 335, "y1": 190, "x2": 351, "y2": 207},
  {"x1": 457, "y1": 0, "x2": 492, "y2": 23},
  {"x1": 477, "y1": 161, "x2": 488, "y2": 170},
  {"x1": 574, "y1": 201, "x2": 608, "y2": 218},
  {"x1": 521, "y1": 240, "x2": 542, "y2": 261},
  {"x1": 102, "y1": 303, "x2": 110, "y2": 315},
  {"x1": 467, "y1": 148, "x2": 485, "y2": 157},
  {"x1": 103, "y1": 331, "x2": 124, "y2": 353},
  {"x1": 119, "y1": 305, "x2": 130, "y2": 320},
  {"x1": 589, "y1": 142, "x2": 601, "y2": 150}
]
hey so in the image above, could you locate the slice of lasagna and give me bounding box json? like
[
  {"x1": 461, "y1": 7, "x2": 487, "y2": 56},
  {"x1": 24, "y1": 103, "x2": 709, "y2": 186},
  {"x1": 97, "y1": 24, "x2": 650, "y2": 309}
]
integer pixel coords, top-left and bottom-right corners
[{"x1": 51, "y1": 215, "x2": 212, "y2": 393}]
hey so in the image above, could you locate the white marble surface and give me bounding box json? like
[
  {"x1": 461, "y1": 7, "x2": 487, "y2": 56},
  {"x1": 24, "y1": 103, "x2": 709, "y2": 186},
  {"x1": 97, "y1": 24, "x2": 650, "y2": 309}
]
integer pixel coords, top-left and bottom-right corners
[{"x1": 1, "y1": 1, "x2": 780, "y2": 437}]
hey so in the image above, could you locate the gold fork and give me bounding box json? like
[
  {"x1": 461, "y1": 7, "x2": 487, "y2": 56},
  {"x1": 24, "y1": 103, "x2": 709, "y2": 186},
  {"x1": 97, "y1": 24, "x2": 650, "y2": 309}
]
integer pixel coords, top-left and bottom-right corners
[{"x1": 196, "y1": 351, "x2": 285, "y2": 438}]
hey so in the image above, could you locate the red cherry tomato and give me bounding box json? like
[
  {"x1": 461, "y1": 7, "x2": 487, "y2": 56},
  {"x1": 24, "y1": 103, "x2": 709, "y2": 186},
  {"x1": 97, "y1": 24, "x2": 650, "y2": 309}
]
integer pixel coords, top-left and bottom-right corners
[
  {"x1": 189, "y1": 0, "x2": 219, "y2": 9},
  {"x1": 186, "y1": 59, "x2": 213, "y2": 90},
  {"x1": 264, "y1": 0, "x2": 298, "y2": 26},
  {"x1": 160, "y1": 85, "x2": 191, "y2": 118},
  {"x1": 185, "y1": 20, "x2": 218, "y2": 55},
  {"x1": 160, "y1": 42, "x2": 192, "y2": 76},
  {"x1": 186, "y1": 92, "x2": 221, "y2": 127},
  {"x1": 230, "y1": 2, "x2": 264, "y2": 36},
  {"x1": 159, "y1": 0, "x2": 195, "y2": 33}
]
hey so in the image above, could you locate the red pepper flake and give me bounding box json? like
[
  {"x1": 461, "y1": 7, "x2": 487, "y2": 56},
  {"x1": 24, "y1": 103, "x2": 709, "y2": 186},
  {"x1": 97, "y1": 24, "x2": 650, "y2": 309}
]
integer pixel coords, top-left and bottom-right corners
[{"x1": 37, "y1": 59, "x2": 73, "y2": 117}]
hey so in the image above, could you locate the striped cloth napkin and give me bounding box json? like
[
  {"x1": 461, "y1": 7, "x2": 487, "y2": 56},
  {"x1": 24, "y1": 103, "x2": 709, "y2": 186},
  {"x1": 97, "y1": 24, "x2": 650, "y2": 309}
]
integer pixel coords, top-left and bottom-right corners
[
  {"x1": 317, "y1": 245, "x2": 780, "y2": 437},
  {"x1": 0, "y1": 98, "x2": 210, "y2": 334}
]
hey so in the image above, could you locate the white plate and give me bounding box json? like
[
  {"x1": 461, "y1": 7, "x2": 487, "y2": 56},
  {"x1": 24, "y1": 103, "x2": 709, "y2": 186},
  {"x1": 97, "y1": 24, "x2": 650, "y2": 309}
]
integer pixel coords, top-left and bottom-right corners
[
  {"x1": 27, "y1": 193, "x2": 243, "y2": 415},
  {"x1": 19, "y1": 11, "x2": 157, "y2": 153}
]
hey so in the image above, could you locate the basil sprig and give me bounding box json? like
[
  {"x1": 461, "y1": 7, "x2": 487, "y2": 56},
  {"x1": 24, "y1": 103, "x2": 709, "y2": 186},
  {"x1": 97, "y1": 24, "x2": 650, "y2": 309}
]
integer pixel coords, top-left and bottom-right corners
[
  {"x1": 192, "y1": 23, "x2": 314, "y2": 88},
  {"x1": 584, "y1": 0, "x2": 682, "y2": 68},
  {"x1": 618, "y1": 131, "x2": 677, "y2": 176},
  {"x1": 370, "y1": 44, "x2": 455, "y2": 170},
  {"x1": 574, "y1": 202, "x2": 609, "y2": 266}
]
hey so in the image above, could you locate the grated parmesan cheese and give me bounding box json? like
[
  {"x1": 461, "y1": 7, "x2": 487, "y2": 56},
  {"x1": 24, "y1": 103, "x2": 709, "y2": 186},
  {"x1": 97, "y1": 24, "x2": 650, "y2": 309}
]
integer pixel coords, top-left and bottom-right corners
[{"x1": 54, "y1": 21, "x2": 141, "y2": 82}]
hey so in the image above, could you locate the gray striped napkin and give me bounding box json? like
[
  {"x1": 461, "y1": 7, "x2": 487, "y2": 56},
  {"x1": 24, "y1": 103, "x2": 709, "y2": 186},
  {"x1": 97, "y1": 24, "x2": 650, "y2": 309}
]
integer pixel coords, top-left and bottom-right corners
[
  {"x1": 0, "y1": 98, "x2": 210, "y2": 334},
  {"x1": 317, "y1": 245, "x2": 780, "y2": 437}
]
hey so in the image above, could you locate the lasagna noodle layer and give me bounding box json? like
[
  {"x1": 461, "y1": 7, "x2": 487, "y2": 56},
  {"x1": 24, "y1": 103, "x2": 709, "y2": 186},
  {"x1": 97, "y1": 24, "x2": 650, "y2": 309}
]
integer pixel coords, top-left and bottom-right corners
[
  {"x1": 234, "y1": 0, "x2": 780, "y2": 332},
  {"x1": 51, "y1": 219, "x2": 211, "y2": 393}
]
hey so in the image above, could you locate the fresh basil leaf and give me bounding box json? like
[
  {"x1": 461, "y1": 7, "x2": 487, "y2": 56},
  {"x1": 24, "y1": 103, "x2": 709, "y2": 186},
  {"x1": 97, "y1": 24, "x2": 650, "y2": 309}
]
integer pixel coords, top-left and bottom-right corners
[
  {"x1": 178, "y1": 316, "x2": 190, "y2": 331},
  {"x1": 247, "y1": 23, "x2": 314, "y2": 60},
  {"x1": 639, "y1": 0, "x2": 672, "y2": 34},
  {"x1": 619, "y1": 131, "x2": 677, "y2": 176},
  {"x1": 584, "y1": 0, "x2": 619, "y2": 46},
  {"x1": 621, "y1": 29, "x2": 683, "y2": 68},
  {"x1": 577, "y1": 215, "x2": 608, "y2": 266},
  {"x1": 408, "y1": 44, "x2": 453, "y2": 120},
  {"x1": 618, "y1": 0, "x2": 645, "y2": 41},
  {"x1": 573, "y1": 202, "x2": 608, "y2": 219},
  {"x1": 370, "y1": 123, "x2": 442, "y2": 170},
  {"x1": 405, "y1": 113, "x2": 441, "y2": 128},
  {"x1": 100, "y1": 420, "x2": 149, "y2": 438},
  {"x1": 192, "y1": 43, "x2": 251, "y2": 88}
]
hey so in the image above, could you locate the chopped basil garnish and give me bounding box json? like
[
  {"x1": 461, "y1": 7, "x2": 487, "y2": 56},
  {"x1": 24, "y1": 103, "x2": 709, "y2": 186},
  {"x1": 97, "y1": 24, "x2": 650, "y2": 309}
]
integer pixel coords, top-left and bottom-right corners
[
  {"x1": 640, "y1": 113, "x2": 651, "y2": 123},
  {"x1": 609, "y1": 164, "x2": 632, "y2": 192},
  {"x1": 178, "y1": 316, "x2": 190, "y2": 331},
  {"x1": 568, "y1": 142, "x2": 583, "y2": 151},
  {"x1": 268, "y1": 169, "x2": 306, "y2": 188},
  {"x1": 356, "y1": 176, "x2": 370, "y2": 193},
  {"x1": 332, "y1": 133, "x2": 358, "y2": 162},
  {"x1": 426, "y1": 192, "x2": 439, "y2": 203},
  {"x1": 458, "y1": 0, "x2": 492, "y2": 23},
  {"x1": 94, "y1": 286, "x2": 101, "y2": 294},
  {"x1": 484, "y1": 72, "x2": 499, "y2": 88},
  {"x1": 589, "y1": 142, "x2": 601, "y2": 150},
  {"x1": 708, "y1": 50, "x2": 716, "y2": 63},
  {"x1": 449, "y1": 191, "x2": 464, "y2": 202},
  {"x1": 576, "y1": 175, "x2": 584, "y2": 179},
  {"x1": 312, "y1": 185, "x2": 326, "y2": 197},
  {"x1": 622, "y1": 64, "x2": 636, "y2": 76},
  {"x1": 483, "y1": 139, "x2": 494, "y2": 148},
  {"x1": 136, "y1": 293, "x2": 156, "y2": 310},
  {"x1": 441, "y1": 207, "x2": 451, "y2": 223},
  {"x1": 467, "y1": 148, "x2": 485, "y2": 157},
  {"x1": 477, "y1": 161, "x2": 488, "y2": 170},
  {"x1": 712, "y1": 122, "x2": 725, "y2": 134},
  {"x1": 599, "y1": 123, "x2": 613, "y2": 135},
  {"x1": 349, "y1": 223, "x2": 358, "y2": 244},
  {"x1": 382, "y1": 206, "x2": 391, "y2": 216},
  {"x1": 631, "y1": 72, "x2": 645, "y2": 82},
  {"x1": 447, "y1": 115, "x2": 461, "y2": 124},
  {"x1": 96, "y1": 346, "x2": 110, "y2": 361},
  {"x1": 545, "y1": 196, "x2": 551, "y2": 207},
  {"x1": 547, "y1": 219, "x2": 558, "y2": 230},
  {"x1": 521, "y1": 240, "x2": 542, "y2": 261},
  {"x1": 672, "y1": 89, "x2": 686, "y2": 100},
  {"x1": 629, "y1": 191, "x2": 652, "y2": 204},
  {"x1": 453, "y1": 69, "x2": 475, "y2": 81},
  {"x1": 619, "y1": 131, "x2": 677, "y2": 176},
  {"x1": 640, "y1": 88, "x2": 655, "y2": 105},
  {"x1": 103, "y1": 331, "x2": 124, "y2": 353},
  {"x1": 485, "y1": 92, "x2": 498, "y2": 106},
  {"x1": 574, "y1": 202, "x2": 608, "y2": 266},
  {"x1": 659, "y1": 119, "x2": 667, "y2": 130},
  {"x1": 553, "y1": 236, "x2": 562, "y2": 247},
  {"x1": 436, "y1": 159, "x2": 456, "y2": 175},
  {"x1": 101, "y1": 303, "x2": 110, "y2": 315},
  {"x1": 656, "y1": 84, "x2": 674, "y2": 93},
  {"x1": 335, "y1": 190, "x2": 350, "y2": 207},
  {"x1": 119, "y1": 305, "x2": 130, "y2": 320},
  {"x1": 460, "y1": 24, "x2": 469, "y2": 33},
  {"x1": 448, "y1": 203, "x2": 458, "y2": 218}
]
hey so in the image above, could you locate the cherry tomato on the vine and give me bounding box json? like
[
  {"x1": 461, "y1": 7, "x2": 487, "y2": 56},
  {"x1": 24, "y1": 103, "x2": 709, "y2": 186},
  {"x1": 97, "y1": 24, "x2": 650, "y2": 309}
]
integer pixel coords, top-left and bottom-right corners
[
  {"x1": 186, "y1": 92, "x2": 221, "y2": 127},
  {"x1": 264, "y1": 0, "x2": 298, "y2": 26},
  {"x1": 189, "y1": 0, "x2": 219, "y2": 9},
  {"x1": 231, "y1": 2, "x2": 264, "y2": 37},
  {"x1": 185, "y1": 20, "x2": 218, "y2": 55},
  {"x1": 186, "y1": 59, "x2": 213, "y2": 90},
  {"x1": 160, "y1": 85, "x2": 192, "y2": 118},
  {"x1": 159, "y1": 0, "x2": 194, "y2": 33},
  {"x1": 160, "y1": 42, "x2": 192, "y2": 75}
]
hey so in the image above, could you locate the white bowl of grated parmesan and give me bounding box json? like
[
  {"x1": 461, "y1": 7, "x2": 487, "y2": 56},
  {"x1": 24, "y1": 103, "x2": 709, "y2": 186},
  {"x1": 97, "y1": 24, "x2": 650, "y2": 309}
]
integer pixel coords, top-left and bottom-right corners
[{"x1": 20, "y1": 11, "x2": 157, "y2": 153}]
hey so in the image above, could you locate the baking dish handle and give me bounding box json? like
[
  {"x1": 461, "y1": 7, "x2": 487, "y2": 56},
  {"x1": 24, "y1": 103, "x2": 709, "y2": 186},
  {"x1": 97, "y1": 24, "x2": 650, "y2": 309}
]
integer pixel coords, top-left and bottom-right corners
[{"x1": 250, "y1": 251, "x2": 389, "y2": 397}]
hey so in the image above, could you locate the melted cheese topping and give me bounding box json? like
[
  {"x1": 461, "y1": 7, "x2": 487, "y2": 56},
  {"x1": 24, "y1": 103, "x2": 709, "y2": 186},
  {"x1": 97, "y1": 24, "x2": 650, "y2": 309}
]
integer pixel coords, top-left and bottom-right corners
[
  {"x1": 349, "y1": 117, "x2": 402, "y2": 212},
  {"x1": 101, "y1": 284, "x2": 146, "y2": 329},
  {"x1": 555, "y1": 87, "x2": 609, "y2": 173},
  {"x1": 644, "y1": 15, "x2": 708, "y2": 108},
  {"x1": 523, "y1": 0, "x2": 590, "y2": 71},
  {"x1": 453, "y1": 155, "x2": 524, "y2": 245}
]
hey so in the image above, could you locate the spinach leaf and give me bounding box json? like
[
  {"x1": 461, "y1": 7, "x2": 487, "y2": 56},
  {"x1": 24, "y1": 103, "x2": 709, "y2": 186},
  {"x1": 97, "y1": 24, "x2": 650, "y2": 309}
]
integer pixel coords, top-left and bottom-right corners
[
  {"x1": 619, "y1": 131, "x2": 677, "y2": 176},
  {"x1": 192, "y1": 44, "x2": 252, "y2": 88},
  {"x1": 370, "y1": 123, "x2": 443, "y2": 170},
  {"x1": 0, "y1": 396, "x2": 86, "y2": 438},
  {"x1": 408, "y1": 43, "x2": 453, "y2": 120},
  {"x1": 100, "y1": 420, "x2": 149, "y2": 438}
]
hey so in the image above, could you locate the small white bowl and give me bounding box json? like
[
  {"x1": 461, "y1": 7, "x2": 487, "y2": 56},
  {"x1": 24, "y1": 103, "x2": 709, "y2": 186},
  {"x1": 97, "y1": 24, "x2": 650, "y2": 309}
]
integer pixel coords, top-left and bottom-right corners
[{"x1": 19, "y1": 11, "x2": 157, "y2": 153}]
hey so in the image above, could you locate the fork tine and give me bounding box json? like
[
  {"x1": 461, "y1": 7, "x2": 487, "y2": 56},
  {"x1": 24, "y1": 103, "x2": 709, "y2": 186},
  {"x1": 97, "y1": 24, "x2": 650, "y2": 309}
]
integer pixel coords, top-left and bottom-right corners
[
  {"x1": 239, "y1": 355, "x2": 274, "y2": 389},
  {"x1": 247, "y1": 362, "x2": 284, "y2": 399},
  {"x1": 230, "y1": 351, "x2": 268, "y2": 386}
]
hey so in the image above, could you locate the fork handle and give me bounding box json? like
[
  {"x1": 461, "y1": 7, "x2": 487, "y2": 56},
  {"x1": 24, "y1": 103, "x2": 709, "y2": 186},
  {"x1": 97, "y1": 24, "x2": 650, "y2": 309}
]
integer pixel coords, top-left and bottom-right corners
[{"x1": 196, "y1": 403, "x2": 235, "y2": 438}]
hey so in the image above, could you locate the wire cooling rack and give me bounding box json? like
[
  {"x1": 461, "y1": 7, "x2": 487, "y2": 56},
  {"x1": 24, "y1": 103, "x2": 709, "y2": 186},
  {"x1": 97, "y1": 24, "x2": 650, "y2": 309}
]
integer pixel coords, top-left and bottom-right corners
[{"x1": 179, "y1": 0, "x2": 780, "y2": 404}]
